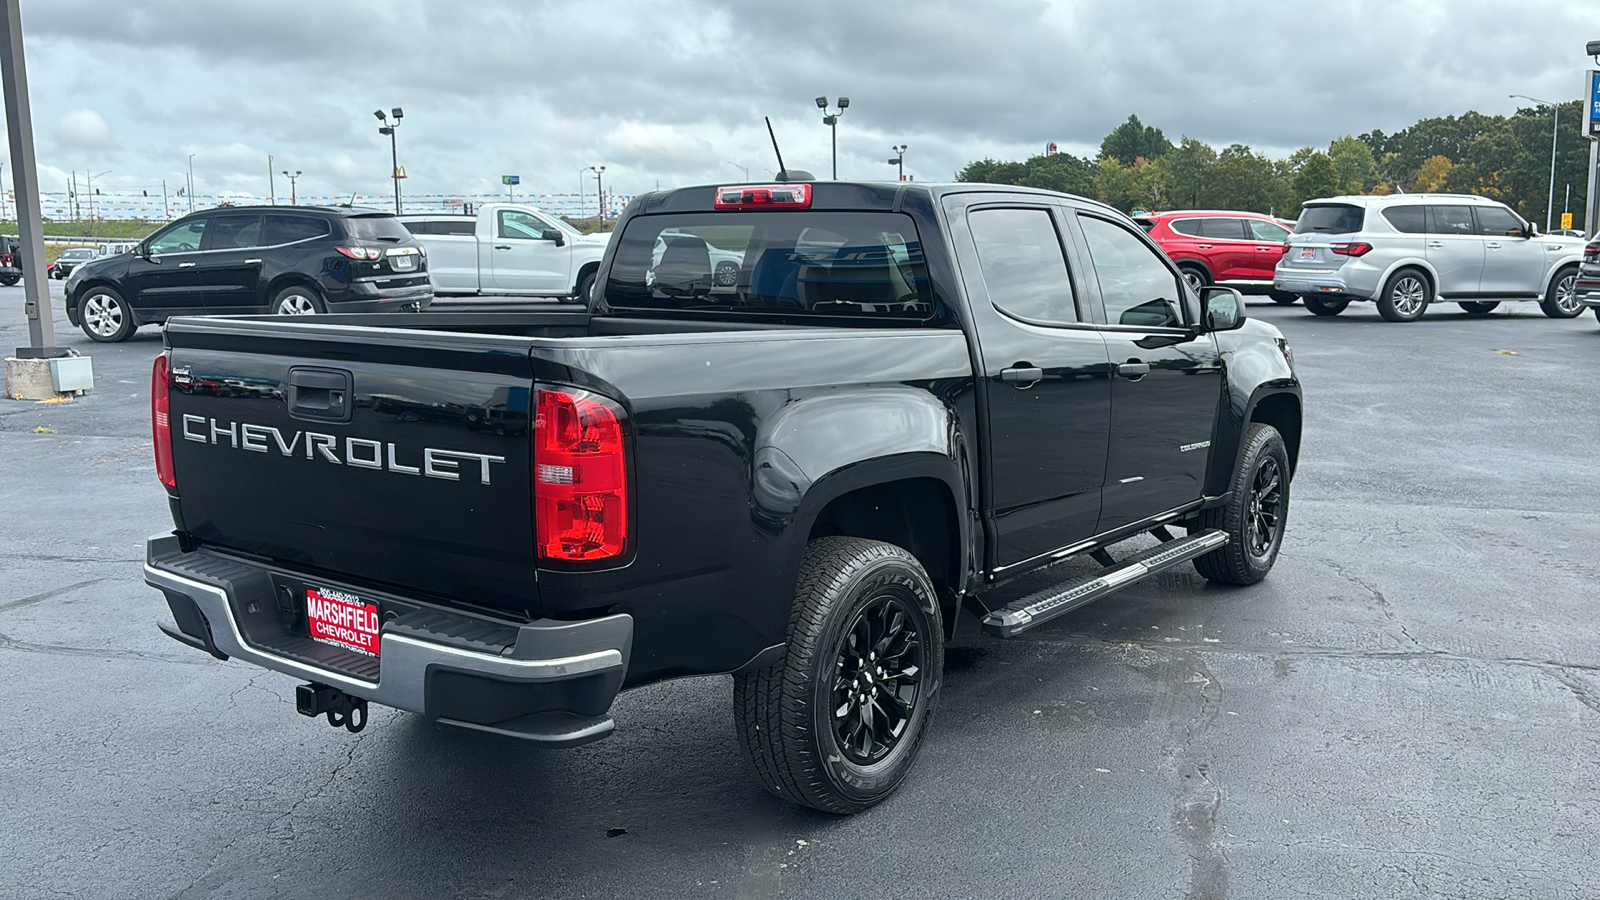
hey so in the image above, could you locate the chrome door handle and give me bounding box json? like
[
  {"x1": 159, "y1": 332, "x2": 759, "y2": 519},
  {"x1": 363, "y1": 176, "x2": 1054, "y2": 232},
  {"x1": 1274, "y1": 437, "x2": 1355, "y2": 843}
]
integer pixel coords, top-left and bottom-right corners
[
  {"x1": 493, "y1": 245, "x2": 512, "y2": 250},
  {"x1": 1197, "y1": 243, "x2": 1213, "y2": 249},
  {"x1": 1427, "y1": 241, "x2": 1444, "y2": 248},
  {"x1": 177, "y1": 262, "x2": 196, "y2": 268},
  {"x1": 1484, "y1": 243, "x2": 1501, "y2": 249},
  {"x1": 244, "y1": 258, "x2": 262, "y2": 264},
  {"x1": 1117, "y1": 361, "x2": 1151, "y2": 379},
  {"x1": 1258, "y1": 246, "x2": 1277, "y2": 251}
]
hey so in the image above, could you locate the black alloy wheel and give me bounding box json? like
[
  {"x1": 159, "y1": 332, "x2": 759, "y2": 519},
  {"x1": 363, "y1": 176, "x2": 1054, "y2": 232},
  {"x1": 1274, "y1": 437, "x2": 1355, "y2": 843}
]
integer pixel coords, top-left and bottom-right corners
[
  {"x1": 1194, "y1": 423, "x2": 1291, "y2": 585},
  {"x1": 832, "y1": 593, "x2": 927, "y2": 765}
]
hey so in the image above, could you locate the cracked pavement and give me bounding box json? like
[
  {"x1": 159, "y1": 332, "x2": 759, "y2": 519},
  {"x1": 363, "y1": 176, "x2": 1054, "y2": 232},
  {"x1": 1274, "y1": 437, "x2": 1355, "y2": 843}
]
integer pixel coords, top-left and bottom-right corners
[{"x1": 3, "y1": 286, "x2": 1598, "y2": 899}]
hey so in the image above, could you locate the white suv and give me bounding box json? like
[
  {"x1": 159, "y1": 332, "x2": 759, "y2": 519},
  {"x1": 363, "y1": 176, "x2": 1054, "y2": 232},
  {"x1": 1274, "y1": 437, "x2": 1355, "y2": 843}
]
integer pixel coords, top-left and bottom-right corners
[{"x1": 1273, "y1": 194, "x2": 1586, "y2": 322}]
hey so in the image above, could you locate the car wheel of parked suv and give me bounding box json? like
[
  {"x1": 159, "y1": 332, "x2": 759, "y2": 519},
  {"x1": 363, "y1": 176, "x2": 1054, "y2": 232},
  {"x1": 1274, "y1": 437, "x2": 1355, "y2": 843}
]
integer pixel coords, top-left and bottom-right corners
[
  {"x1": 1302, "y1": 296, "x2": 1348, "y2": 317},
  {"x1": 79, "y1": 288, "x2": 136, "y2": 342},
  {"x1": 273, "y1": 286, "x2": 325, "y2": 315},
  {"x1": 733, "y1": 536, "x2": 942, "y2": 814},
  {"x1": 1178, "y1": 264, "x2": 1209, "y2": 294},
  {"x1": 1377, "y1": 268, "x2": 1430, "y2": 322},
  {"x1": 1269, "y1": 290, "x2": 1299, "y2": 305},
  {"x1": 1539, "y1": 266, "x2": 1582, "y2": 319},
  {"x1": 1459, "y1": 301, "x2": 1499, "y2": 316}
]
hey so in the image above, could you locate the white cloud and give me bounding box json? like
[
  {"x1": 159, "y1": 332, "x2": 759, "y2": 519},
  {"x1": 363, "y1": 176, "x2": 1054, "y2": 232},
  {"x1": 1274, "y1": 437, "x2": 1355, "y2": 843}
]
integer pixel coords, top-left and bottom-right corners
[{"x1": 52, "y1": 109, "x2": 112, "y2": 149}]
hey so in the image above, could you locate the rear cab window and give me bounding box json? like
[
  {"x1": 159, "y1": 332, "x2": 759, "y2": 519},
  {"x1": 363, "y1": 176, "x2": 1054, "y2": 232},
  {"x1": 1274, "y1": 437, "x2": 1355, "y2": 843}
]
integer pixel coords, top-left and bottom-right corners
[
  {"x1": 604, "y1": 212, "x2": 937, "y2": 322},
  {"x1": 1295, "y1": 205, "x2": 1365, "y2": 235}
]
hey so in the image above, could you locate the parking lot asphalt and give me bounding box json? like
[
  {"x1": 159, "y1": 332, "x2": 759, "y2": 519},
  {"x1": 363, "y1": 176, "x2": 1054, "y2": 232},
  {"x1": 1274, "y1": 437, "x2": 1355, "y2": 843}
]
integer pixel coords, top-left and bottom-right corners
[{"x1": 3, "y1": 284, "x2": 1599, "y2": 899}]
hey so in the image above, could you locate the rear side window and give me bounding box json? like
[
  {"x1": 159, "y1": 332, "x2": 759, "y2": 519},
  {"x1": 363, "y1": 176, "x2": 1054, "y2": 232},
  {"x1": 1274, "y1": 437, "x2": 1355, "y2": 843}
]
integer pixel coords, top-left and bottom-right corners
[
  {"x1": 1198, "y1": 218, "x2": 1247, "y2": 240},
  {"x1": 1426, "y1": 206, "x2": 1475, "y2": 235},
  {"x1": 263, "y1": 214, "x2": 331, "y2": 245},
  {"x1": 605, "y1": 211, "x2": 935, "y2": 321},
  {"x1": 1295, "y1": 205, "x2": 1364, "y2": 234},
  {"x1": 343, "y1": 215, "x2": 412, "y2": 242},
  {"x1": 1382, "y1": 206, "x2": 1427, "y2": 234},
  {"x1": 1168, "y1": 218, "x2": 1203, "y2": 237},
  {"x1": 968, "y1": 207, "x2": 1078, "y2": 325}
]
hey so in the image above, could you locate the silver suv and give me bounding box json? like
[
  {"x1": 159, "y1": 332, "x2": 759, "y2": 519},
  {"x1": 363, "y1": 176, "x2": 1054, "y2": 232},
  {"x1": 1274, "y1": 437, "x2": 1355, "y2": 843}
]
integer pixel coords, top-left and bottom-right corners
[{"x1": 1273, "y1": 194, "x2": 1586, "y2": 322}]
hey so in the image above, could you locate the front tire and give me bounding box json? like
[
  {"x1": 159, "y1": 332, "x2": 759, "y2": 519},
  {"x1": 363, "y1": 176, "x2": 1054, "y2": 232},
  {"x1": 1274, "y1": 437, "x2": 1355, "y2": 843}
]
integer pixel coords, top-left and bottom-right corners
[
  {"x1": 1193, "y1": 423, "x2": 1290, "y2": 585},
  {"x1": 1377, "y1": 267, "x2": 1430, "y2": 322},
  {"x1": 273, "y1": 285, "x2": 325, "y2": 315},
  {"x1": 734, "y1": 537, "x2": 943, "y2": 814},
  {"x1": 0, "y1": 274, "x2": 19, "y2": 286},
  {"x1": 1458, "y1": 301, "x2": 1499, "y2": 316},
  {"x1": 1539, "y1": 266, "x2": 1581, "y2": 318},
  {"x1": 1303, "y1": 295, "x2": 1348, "y2": 317},
  {"x1": 1178, "y1": 264, "x2": 1210, "y2": 295},
  {"x1": 714, "y1": 261, "x2": 739, "y2": 288},
  {"x1": 78, "y1": 287, "x2": 136, "y2": 342}
]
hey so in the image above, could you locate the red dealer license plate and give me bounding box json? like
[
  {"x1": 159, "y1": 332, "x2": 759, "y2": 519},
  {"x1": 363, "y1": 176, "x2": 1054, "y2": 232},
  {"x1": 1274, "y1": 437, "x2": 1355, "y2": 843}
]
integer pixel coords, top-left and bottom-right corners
[{"x1": 306, "y1": 587, "x2": 381, "y2": 657}]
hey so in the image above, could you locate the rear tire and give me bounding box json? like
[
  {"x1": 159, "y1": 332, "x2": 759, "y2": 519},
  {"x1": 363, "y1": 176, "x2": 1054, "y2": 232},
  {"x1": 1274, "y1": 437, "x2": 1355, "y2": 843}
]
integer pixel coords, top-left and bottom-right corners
[
  {"x1": 564, "y1": 270, "x2": 596, "y2": 305},
  {"x1": 733, "y1": 537, "x2": 943, "y2": 814},
  {"x1": 0, "y1": 274, "x2": 18, "y2": 286},
  {"x1": 1458, "y1": 301, "x2": 1499, "y2": 316},
  {"x1": 78, "y1": 287, "x2": 136, "y2": 342},
  {"x1": 714, "y1": 261, "x2": 739, "y2": 288},
  {"x1": 1539, "y1": 266, "x2": 1581, "y2": 318},
  {"x1": 1269, "y1": 291, "x2": 1299, "y2": 305},
  {"x1": 1194, "y1": 423, "x2": 1290, "y2": 586},
  {"x1": 273, "y1": 285, "x2": 325, "y2": 315},
  {"x1": 1303, "y1": 295, "x2": 1348, "y2": 317},
  {"x1": 1377, "y1": 267, "x2": 1430, "y2": 322}
]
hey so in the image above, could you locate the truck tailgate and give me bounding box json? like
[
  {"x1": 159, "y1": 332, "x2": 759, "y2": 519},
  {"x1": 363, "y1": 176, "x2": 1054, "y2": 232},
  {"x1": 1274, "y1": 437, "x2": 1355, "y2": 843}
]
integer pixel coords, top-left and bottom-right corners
[{"x1": 164, "y1": 318, "x2": 539, "y2": 614}]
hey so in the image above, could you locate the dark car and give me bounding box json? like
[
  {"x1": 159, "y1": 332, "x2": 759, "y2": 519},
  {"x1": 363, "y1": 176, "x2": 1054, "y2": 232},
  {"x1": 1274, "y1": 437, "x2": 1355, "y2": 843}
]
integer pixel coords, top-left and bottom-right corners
[
  {"x1": 64, "y1": 206, "x2": 432, "y2": 342},
  {"x1": 0, "y1": 235, "x2": 22, "y2": 285},
  {"x1": 1133, "y1": 210, "x2": 1298, "y2": 303},
  {"x1": 49, "y1": 247, "x2": 100, "y2": 280},
  {"x1": 1577, "y1": 238, "x2": 1600, "y2": 323}
]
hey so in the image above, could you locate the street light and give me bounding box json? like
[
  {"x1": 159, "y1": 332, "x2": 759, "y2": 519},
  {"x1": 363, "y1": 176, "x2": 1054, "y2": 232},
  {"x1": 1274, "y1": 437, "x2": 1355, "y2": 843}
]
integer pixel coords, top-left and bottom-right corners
[
  {"x1": 1510, "y1": 94, "x2": 1559, "y2": 232},
  {"x1": 375, "y1": 107, "x2": 404, "y2": 214},
  {"x1": 887, "y1": 144, "x2": 907, "y2": 181},
  {"x1": 587, "y1": 165, "x2": 606, "y2": 219},
  {"x1": 282, "y1": 170, "x2": 301, "y2": 206},
  {"x1": 816, "y1": 96, "x2": 849, "y2": 180},
  {"x1": 725, "y1": 160, "x2": 749, "y2": 180},
  {"x1": 187, "y1": 153, "x2": 195, "y2": 215}
]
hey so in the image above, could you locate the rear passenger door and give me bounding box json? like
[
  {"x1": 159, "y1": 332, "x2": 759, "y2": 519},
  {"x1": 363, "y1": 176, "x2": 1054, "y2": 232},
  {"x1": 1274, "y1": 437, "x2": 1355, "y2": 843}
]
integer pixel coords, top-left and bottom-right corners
[
  {"x1": 1070, "y1": 211, "x2": 1223, "y2": 531},
  {"x1": 197, "y1": 213, "x2": 267, "y2": 311},
  {"x1": 945, "y1": 196, "x2": 1112, "y2": 570},
  {"x1": 1196, "y1": 217, "x2": 1254, "y2": 281},
  {"x1": 1425, "y1": 205, "x2": 1484, "y2": 295}
]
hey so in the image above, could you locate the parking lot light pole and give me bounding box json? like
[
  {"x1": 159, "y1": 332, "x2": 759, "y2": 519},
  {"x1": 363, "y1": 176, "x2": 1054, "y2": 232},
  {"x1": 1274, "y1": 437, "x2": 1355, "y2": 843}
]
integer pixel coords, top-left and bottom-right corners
[
  {"x1": 187, "y1": 153, "x2": 195, "y2": 215},
  {"x1": 587, "y1": 165, "x2": 606, "y2": 219},
  {"x1": 816, "y1": 96, "x2": 849, "y2": 179},
  {"x1": 282, "y1": 170, "x2": 300, "y2": 205},
  {"x1": 375, "y1": 107, "x2": 403, "y2": 214},
  {"x1": 725, "y1": 161, "x2": 749, "y2": 180},
  {"x1": 1510, "y1": 94, "x2": 1559, "y2": 232},
  {"x1": 1, "y1": 0, "x2": 67, "y2": 360},
  {"x1": 888, "y1": 144, "x2": 907, "y2": 181}
]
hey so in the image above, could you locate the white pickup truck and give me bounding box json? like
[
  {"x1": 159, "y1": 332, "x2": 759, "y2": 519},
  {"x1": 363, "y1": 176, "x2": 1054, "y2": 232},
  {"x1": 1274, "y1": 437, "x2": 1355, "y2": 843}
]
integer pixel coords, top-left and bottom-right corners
[{"x1": 399, "y1": 204, "x2": 608, "y2": 302}]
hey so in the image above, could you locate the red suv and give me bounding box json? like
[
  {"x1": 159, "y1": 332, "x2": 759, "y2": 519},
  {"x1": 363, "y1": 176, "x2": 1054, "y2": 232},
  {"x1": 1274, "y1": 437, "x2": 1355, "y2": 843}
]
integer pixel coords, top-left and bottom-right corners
[{"x1": 1133, "y1": 210, "x2": 1296, "y2": 304}]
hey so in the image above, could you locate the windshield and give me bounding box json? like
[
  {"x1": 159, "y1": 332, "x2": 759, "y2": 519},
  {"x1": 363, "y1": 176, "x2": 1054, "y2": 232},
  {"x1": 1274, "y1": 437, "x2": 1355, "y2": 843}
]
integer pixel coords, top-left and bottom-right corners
[
  {"x1": 1294, "y1": 204, "x2": 1365, "y2": 235},
  {"x1": 605, "y1": 212, "x2": 936, "y2": 321},
  {"x1": 343, "y1": 215, "x2": 414, "y2": 242}
]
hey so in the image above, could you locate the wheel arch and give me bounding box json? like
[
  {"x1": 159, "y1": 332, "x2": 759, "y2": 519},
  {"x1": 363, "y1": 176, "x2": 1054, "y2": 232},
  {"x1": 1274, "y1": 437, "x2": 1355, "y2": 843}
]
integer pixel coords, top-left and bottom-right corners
[
  {"x1": 1541, "y1": 260, "x2": 1579, "y2": 296},
  {"x1": 264, "y1": 273, "x2": 326, "y2": 308},
  {"x1": 573, "y1": 260, "x2": 600, "y2": 295},
  {"x1": 1376, "y1": 258, "x2": 1436, "y2": 297}
]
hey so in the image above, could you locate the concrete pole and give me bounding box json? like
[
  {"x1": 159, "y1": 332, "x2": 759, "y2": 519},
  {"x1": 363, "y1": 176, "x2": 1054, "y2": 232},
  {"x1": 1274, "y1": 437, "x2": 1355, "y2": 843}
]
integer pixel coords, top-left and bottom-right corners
[
  {"x1": 1587, "y1": 140, "x2": 1599, "y2": 238},
  {"x1": 1, "y1": 0, "x2": 61, "y2": 356}
]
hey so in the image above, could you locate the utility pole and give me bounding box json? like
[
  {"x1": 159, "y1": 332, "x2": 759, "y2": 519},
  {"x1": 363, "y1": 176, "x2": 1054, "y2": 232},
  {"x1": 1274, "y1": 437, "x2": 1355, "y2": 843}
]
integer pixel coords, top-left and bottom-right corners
[
  {"x1": 162, "y1": 179, "x2": 168, "y2": 220},
  {"x1": 282, "y1": 170, "x2": 300, "y2": 205},
  {"x1": 269, "y1": 155, "x2": 275, "y2": 205},
  {"x1": 587, "y1": 165, "x2": 606, "y2": 219},
  {"x1": 2, "y1": 0, "x2": 67, "y2": 358},
  {"x1": 187, "y1": 153, "x2": 195, "y2": 215}
]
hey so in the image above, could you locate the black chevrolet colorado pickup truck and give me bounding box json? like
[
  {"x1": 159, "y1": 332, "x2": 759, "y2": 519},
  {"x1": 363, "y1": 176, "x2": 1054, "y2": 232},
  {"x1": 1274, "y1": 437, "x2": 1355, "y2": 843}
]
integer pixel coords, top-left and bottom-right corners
[{"x1": 145, "y1": 180, "x2": 1301, "y2": 813}]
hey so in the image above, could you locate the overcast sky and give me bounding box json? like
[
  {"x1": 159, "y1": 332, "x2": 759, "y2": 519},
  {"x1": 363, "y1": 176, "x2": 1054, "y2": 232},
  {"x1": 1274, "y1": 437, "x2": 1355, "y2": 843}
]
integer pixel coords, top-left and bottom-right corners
[{"x1": 10, "y1": 0, "x2": 1600, "y2": 205}]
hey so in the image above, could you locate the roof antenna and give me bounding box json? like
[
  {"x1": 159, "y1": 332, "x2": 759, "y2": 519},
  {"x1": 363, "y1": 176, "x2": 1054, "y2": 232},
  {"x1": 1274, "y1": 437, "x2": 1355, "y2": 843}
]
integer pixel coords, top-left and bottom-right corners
[{"x1": 766, "y1": 117, "x2": 788, "y2": 181}]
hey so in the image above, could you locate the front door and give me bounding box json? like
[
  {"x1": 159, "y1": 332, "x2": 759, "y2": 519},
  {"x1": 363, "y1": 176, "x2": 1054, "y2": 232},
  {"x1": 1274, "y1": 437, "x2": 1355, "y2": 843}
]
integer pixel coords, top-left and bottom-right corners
[
  {"x1": 1474, "y1": 205, "x2": 1546, "y2": 297},
  {"x1": 488, "y1": 209, "x2": 570, "y2": 294},
  {"x1": 126, "y1": 218, "x2": 211, "y2": 316},
  {"x1": 1245, "y1": 217, "x2": 1292, "y2": 279},
  {"x1": 945, "y1": 198, "x2": 1112, "y2": 570},
  {"x1": 1425, "y1": 205, "x2": 1484, "y2": 295},
  {"x1": 1072, "y1": 212, "x2": 1224, "y2": 532}
]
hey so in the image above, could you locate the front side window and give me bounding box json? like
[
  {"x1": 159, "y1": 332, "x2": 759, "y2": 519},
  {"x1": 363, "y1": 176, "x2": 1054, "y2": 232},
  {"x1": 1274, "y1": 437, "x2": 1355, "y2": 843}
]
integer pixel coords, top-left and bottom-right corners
[
  {"x1": 1247, "y1": 218, "x2": 1291, "y2": 241},
  {"x1": 967, "y1": 207, "x2": 1077, "y2": 325},
  {"x1": 1427, "y1": 206, "x2": 1475, "y2": 235},
  {"x1": 148, "y1": 219, "x2": 207, "y2": 255},
  {"x1": 1474, "y1": 205, "x2": 1523, "y2": 236},
  {"x1": 1079, "y1": 215, "x2": 1184, "y2": 329},
  {"x1": 205, "y1": 214, "x2": 263, "y2": 251},
  {"x1": 498, "y1": 210, "x2": 554, "y2": 240},
  {"x1": 1382, "y1": 205, "x2": 1427, "y2": 234},
  {"x1": 606, "y1": 212, "x2": 935, "y2": 320}
]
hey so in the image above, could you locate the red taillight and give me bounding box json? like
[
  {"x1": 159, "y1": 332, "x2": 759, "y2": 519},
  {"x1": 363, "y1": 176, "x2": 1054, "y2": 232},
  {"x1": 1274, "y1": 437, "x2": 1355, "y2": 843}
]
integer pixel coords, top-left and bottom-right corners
[
  {"x1": 152, "y1": 352, "x2": 175, "y2": 492},
  {"x1": 1330, "y1": 242, "x2": 1373, "y2": 257},
  {"x1": 1281, "y1": 241, "x2": 1291, "y2": 254},
  {"x1": 335, "y1": 246, "x2": 381, "y2": 260},
  {"x1": 534, "y1": 388, "x2": 628, "y2": 562},
  {"x1": 1583, "y1": 244, "x2": 1598, "y2": 261},
  {"x1": 713, "y1": 183, "x2": 812, "y2": 210}
]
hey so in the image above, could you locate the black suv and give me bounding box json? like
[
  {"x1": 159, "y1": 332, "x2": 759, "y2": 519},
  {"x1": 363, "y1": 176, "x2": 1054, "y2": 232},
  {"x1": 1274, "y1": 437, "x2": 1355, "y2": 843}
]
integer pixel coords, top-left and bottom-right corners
[{"x1": 64, "y1": 206, "x2": 432, "y2": 342}]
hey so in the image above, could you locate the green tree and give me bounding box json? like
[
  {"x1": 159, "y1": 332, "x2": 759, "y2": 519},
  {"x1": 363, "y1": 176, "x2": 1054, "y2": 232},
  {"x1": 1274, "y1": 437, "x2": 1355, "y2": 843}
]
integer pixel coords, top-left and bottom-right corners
[
  {"x1": 1413, "y1": 155, "x2": 1453, "y2": 192},
  {"x1": 1328, "y1": 135, "x2": 1375, "y2": 194},
  {"x1": 1292, "y1": 152, "x2": 1340, "y2": 205},
  {"x1": 1092, "y1": 157, "x2": 1135, "y2": 210},
  {"x1": 1099, "y1": 115, "x2": 1173, "y2": 167},
  {"x1": 1207, "y1": 144, "x2": 1280, "y2": 213},
  {"x1": 1162, "y1": 137, "x2": 1217, "y2": 209},
  {"x1": 1126, "y1": 157, "x2": 1169, "y2": 213}
]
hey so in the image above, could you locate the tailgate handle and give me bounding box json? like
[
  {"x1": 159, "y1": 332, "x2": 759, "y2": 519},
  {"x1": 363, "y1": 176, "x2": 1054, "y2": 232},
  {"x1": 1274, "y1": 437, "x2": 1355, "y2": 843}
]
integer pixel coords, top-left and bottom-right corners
[{"x1": 287, "y1": 367, "x2": 353, "y2": 423}]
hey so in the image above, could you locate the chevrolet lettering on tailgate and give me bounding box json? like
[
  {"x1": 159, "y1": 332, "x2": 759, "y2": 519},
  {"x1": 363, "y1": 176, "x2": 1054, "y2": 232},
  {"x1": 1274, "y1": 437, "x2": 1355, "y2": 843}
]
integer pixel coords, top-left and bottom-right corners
[{"x1": 179, "y1": 414, "x2": 506, "y2": 484}]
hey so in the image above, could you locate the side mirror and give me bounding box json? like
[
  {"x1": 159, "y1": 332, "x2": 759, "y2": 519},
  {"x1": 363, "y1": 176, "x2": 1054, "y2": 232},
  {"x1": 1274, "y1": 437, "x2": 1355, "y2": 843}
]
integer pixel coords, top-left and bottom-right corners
[
  {"x1": 540, "y1": 228, "x2": 566, "y2": 247},
  {"x1": 1200, "y1": 286, "x2": 1246, "y2": 331}
]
